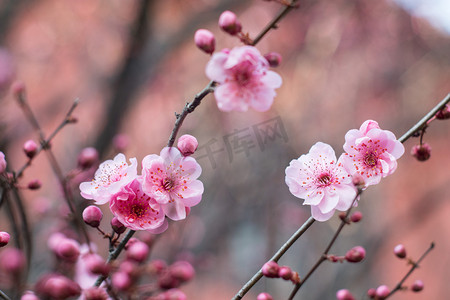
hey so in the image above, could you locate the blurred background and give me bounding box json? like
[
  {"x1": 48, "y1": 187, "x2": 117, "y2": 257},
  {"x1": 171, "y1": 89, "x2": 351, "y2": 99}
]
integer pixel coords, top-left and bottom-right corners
[{"x1": 0, "y1": 0, "x2": 449, "y2": 299}]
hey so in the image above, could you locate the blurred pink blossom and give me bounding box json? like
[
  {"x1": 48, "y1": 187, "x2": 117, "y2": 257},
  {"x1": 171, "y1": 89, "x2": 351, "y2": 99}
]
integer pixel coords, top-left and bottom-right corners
[
  {"x1": 142, "y1": 147, "x2": 203, "y2": 221},
  {"x1": 341, "y1": 120, "x2": 404, "y2": 187},
  {"x1": 110, "y1": 179, "x2": 168, "y2": 232},
  {"x1": 80, "y1": 153, "x2": 137, "y2": 204},
  {"x1": 205, "y1": 46, "x2": 282, "y2": 112},
  {"x1": 285, "y1": 142, "x2": 356, "y2": 221}
]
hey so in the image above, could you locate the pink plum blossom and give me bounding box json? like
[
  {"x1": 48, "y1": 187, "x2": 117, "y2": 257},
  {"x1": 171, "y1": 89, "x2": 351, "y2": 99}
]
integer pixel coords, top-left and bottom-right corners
[
  {"x1": 141, "y1": 147, "x2": 203, "y2": 221},
  {"x1": 285, "y1": 142, "x2": 357, "y2": 221},
  {"x1": 110, "y1": 179, "x2": 168, "y2": 232},
  {"x1": 205, "y1": 46, "x2": 282, "y2": 112},
  {"x1": 80, "y1": 153, "x2": 137, "y2": 205},
  {"x1": 341, "y1": 120, "x2": 404, "y2": 187}
]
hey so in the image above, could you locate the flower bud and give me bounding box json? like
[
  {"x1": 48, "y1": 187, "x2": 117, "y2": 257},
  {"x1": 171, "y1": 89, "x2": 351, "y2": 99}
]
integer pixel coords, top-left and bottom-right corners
[
  {"x1": 0, "y1": 151, "x2": 6, "y2": 173},
  {"x1": 278, "y1": 266, "x2": 292, "y2": 280},
  {"x1": 367, "y1": 288, "x2": 376, "y2": 298},
  {"x1": 261, "y1": 261, "x2": 279, "y2": 278},
  {"x1": 257, "y1": 292, "x2": 273, "y2": 300},
  {"x1": 27, "y1": 179, "x2": 42, "y2": 190},
  {"x1": 264, "y1": 52, "x2": 282, "y2": 67},
  {"x1": 177, "y1": 134, "x2": 198, "y2": 156},
  {"x1": 0, "y1": 231, "x2": 10, "y2": 247},
  {"x1": 435, "y1": 104, "x2": 450, "y2": 119},
  {"x1": 127, "y1": 241, "x2": 149, "y2": 263},
  {"x1": 148, "y1": 259, "x2": 167, "y2": 274},
  {"x1": 290, "y1": 271, "x2": 301, "y2": 284},
  {"x1": 218, "y1": 11, "x2": 242, "y2": 35},
  {"x1": 162, "y1": 289, "x2": 187, "y2": 300},
  {"x1": 345, "y1": 246, "x2": 366, "y2": 263},
  {"x1": 11, "y1": 81, "x2": 26, "y2": 98},
  {"x1": 55, "y1": 238, "x2": 80, "y2": 263},
  {"x1": 112, "y1": 271, "x2": 132, "y2": 291},
  {"x1": 411, "y1": 144, "x2": 431, "y2": 161},
  {"x1": 351, "y1": 174, "x2": 365, "y2": 188},
  {"x1": 77, "y1": 147, "x2": 99, "y2": 169},
  {"x1": 158, "y1": 271, "x2": 180, "y2": 290},
  {"x1": 20, "y1": 291, "x2": 39, "y2": 300},
  {"x1": 336, "y1": 289, "x2": 355, "y2": 300},
  {"x1": 375, "y1": 285, "x2": 390, "y2": 299},
  {"x1": 83, "y1": 287, "x2": 108, "y2": 300},
  {"x1": 0, "y1": 248, "x2": 25, "y2": 275},
  {"x1": 82, "y1": 205, "x2": 103, "y2": 227},
  {"x1": 350, "y1": 211, "x2": 362, "y2": 223},
  {"x1": 170, "y1": 261, "x2": 195, "y2": 283},
  {"x1": 411, "y1": 280, "x2": 424, "y2": 292},
  {"x1": 393, "y1": 244, "x2": 406, "y2": 259},
  {"x1": 111, "y1": 217, "x2": 126, "y2": 234},
  {"x1": 23, "y1": 140, "x2": 38, "y2": 159},
  {"x1": 113, "y1": 134, "x2": 129, "y2": 152},
  {"x1": 194, "y1": 29, "x2": 215, "y2": 54},
  {"x1": 84, "y1": 253, "x2": 110, "y2": 276},
  {"x1": 35, "y1": 274, "x2": 81, "y2": 299}
]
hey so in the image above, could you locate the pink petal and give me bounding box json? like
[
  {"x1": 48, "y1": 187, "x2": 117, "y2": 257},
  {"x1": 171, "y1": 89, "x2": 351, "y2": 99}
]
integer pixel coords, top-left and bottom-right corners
[
  {"x1": 359, "y1": 120, "x2": 380, "y2": 135},
  {"x1": 311, "y1": 206, "x2": 335, "y2": 222},
  {"x1": 260, "y1": 70, "x2": 282, "y2": 89},
  {"x1": 179, "y1": 180, "x2": 204, "y2": 207},
  {"x1": 163, "y1": 201, "x2": 187, "y2": 221},
  {"x1": 205, "y1": 51, "x2": 229, "y2": 83},
  {"x1": 317, "y1": 190, "x2": 339, "y2": 214}
]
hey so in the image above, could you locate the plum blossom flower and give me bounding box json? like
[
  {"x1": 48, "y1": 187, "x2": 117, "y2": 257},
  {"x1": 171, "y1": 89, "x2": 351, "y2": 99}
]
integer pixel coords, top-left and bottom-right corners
[
  {"x1": 110, "y1": 179, "x2": 168, "y2": 233},
  {"x1": 341, "y1": 120, "x2": 404, "y2": 187},
  {"x1": 285, "y1": 142, "x2": 357, "y2": 221},
  {"x1": 80, "y1": 153, "x2": 137, "y2": 205},
  {"x1": 141, "y1": 147, "x2": 203, "y2": 221},
  {"x1": 205, "y1": 46, "x2": 282, "y2": 112}
]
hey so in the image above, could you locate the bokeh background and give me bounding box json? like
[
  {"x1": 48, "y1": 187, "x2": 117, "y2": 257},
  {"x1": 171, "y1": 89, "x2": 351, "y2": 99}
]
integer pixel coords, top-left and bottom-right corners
[{"x1": 0, "y1": 0, "x2": 449, "y2": 299}]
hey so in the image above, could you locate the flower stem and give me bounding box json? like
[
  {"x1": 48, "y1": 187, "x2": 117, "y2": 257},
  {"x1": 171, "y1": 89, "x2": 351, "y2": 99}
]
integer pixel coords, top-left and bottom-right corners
[{"x1": 232, "y1": 216, "x2": 315, "y2": 300}]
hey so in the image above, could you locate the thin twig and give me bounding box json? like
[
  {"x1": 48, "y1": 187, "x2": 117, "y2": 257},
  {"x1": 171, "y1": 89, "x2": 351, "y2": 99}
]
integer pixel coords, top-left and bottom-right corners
[
  {"x1": 94, "y1": 229, "x2": 136, "y2": 287},
  {"x1": 288, "y1": 192, "x2": 362, "y2": 299},
  {"x1": 386, "y1": 242, "x2": 435, "y2": 298},
  {"x1": 232, "y1": 217, "x2": 315, "y2": 300},
  {"x1": 398, "y1": 93, "x2": 450, "y2": 143},
  {"x1": 0, "y1": 289, "x2": 11, "y2": 300}
]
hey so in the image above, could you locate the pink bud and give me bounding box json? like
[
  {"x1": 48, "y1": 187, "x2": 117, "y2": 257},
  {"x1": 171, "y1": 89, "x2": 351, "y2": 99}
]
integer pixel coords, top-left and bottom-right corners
[
  {"x1": 158, "y1": 271, "x2": 180, "y2": 290},
  {"x1": 127, "y1": 241, "x2": 149, "y2": 263},
  {"x1": 436, "y1": 104, "x2": 450, "y2": 119},
  {"x1": 278, "y1": 266, "x2": 293, "y2": 280},
  {"x1": 411, "y1": 144, "x2": 431, "y2": 161},
  {"x1": 264, "y1": 52, "x2": 282, "y2": 67},
  {"x1": 375, "y1": 285, "x2": 390, "y2": 299},
  {"x1": 177, "y1": 134, "x2": 198, "y2": 156},
  {"x1": 163, "y1": 289, "x2": 187, "y2": 300},
  {"x1": 84, "y1": 253, "x2": 110, "y2": 276},
  {"x1": 20, "y1": 291, "x2": 39, "y2": 300},
  {"x1": 257, "y1": 292, "x2": 273, "y2": 300},
  {"x1": 345, "y1": 246, "x2": 366, "y2": 263},
  {"x1": 261, "y1": 261, "x2": 279, "y2": 278},
  {"x1": 0, "y1": 151, "x2": 6, "y2": 173},
  {"x1": 113, "y1": 134, "x2": 129, "y2": 152},
  {"x1": 170, "y1": 261, "x2": 195, "y2": 283},
  {"x1": 336, "y1": 289, "x2": 355, "y2": 300},
  {"x1": 393, "y1": 244, "x2": 407, "y2": 259},
  {"x1": 78, "y1": 147, "x2": 99, "y2": 169},
  {"x1": 148, "y1": 259, "x2": 167, "y2": 274},
  {"x1": 194, "y1": 29, "x2": 215, "y2": 54},
  {"x1": 23, "y1": 140, "x2": 38, "y2": 159},
  {"x1": 218, "y1": 11, "x2": 242, "y2": 35},
  {"x1": 111, "y1": 217, "x2": 126, "y2": 234},
  {"x1": 83, "y1": 287, "x2": 108, "y2": 300},
  {"x1": 290, "y1": 271, "x2": 301, "y2": 284},
  {"x1": 27, "y1": 179, "x2": 42, "y2": 190},
  {"x1": 118, "y1": 260, "x2": 138, "y2": 277},
  {"x1": 55, "y1": 238, "x2": 80, "y2": 263},
  {"x1": 112, "y1": 271, "x2": 132, "y2": 291},
  {"x1": 367, "y1": 288, "x2": 376, "y2": 298},
  {"x1": 11, "y1": 80, "x2": 26, "y2": 98},
  {"x1": 82, "y1": 205, "x2": 103, "y2": 227},
  {"x1": 36, "y1": 274, "x2": 81, "y2": 299},
  {"x1": 0, "y1": 231, "x2": 10, "y2": 247},
  {"x1": 351, "y1": 174, "x2": 365, "y2": 188},
  {"x1": 350, "y1": 211, "x2": 362, "y2": 223},
  {"x1": 0, "y1": 248, "x2": 25, "y2": 275},
  {"x1": 411, "y1": 280, "x2": 424, "y2": 292}
]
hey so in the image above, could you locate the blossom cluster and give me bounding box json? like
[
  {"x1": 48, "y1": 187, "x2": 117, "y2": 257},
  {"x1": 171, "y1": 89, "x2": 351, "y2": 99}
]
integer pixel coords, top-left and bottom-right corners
[
  {"x1": 80, "y1": 141, "x2": 203, "y2": 232},
  {"x1": 285, "y1": 120, "x2": 404, "y2": 221}
]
